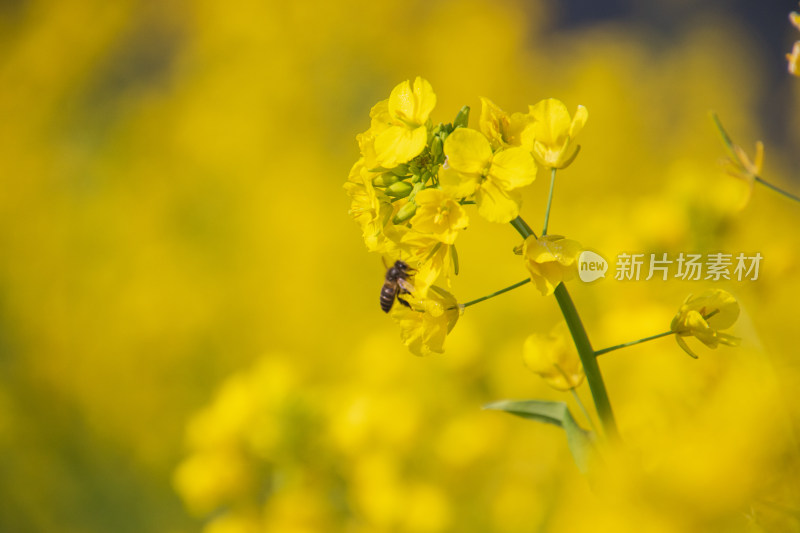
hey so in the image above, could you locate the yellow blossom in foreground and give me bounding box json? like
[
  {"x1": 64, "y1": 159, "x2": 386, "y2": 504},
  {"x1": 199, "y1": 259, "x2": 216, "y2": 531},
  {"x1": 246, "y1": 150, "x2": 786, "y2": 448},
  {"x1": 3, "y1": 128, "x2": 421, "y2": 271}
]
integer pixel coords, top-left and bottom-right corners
[
  {"x1": 522, "y1": 235, "x2": 582, "y2": 296},
  {"x1": 410, "y1": 188, "x2": 468, "y2": 244},
  {"x1": 523, "y1": 322, "x2": 584, "y2": 391},
  {"x1": 391, "y1": 285, "x2": 460, "y2": 356},
  {"x1": 670, "y1": 289, "x2": 740, "y2": 358},
  {"x1": 440, "y1": 128, "x2": 537, "y2": 223},
  {"x1": 479, "y1": 97, "x2": 535, "y2": 151},
  {"x1": 357, "y1": 77, "x2": 436, "y2": 169},
  {"x1": 528, "y1": 98, "x2": 587, "y2": 169},
  {"x1": 344, "y1": 159, "x2": 394, "y2": 252}
]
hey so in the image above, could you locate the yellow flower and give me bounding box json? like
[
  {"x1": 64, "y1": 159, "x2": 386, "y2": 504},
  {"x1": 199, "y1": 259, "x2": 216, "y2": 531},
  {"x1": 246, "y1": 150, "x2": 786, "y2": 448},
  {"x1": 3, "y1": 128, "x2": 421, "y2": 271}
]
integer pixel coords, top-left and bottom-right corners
[
  {"x1": 523, "y1": 322, "x2": 584, "y2": 391},
  {"x1": 397, "y1": 230, "x2": 454, "y2": 297},
  {"x1": 788, "y1": 41, "x2": 800, "y2": 77},
  {"x1": 522, "y1": 235, "x2": 582, "y2": 296},
  {"x1": 344, "y1": 159, "x2": 394, "y2": 253},
  {"x1": 391, "y1": 285, "x2": 460, "y2": 357},
  {"x1": 479, "y1": 97, "x2": 535, "y2": 151},
  {"x1": 409, "y1": 188, "x2": 468, "y2": 244},
  {"x1": 711, "y1": 113, "x2": 764, "y2": 204},
  {"x1": 670, "y1": 289, "x2": 740, "y2": 358},
  {"x1": 528, "y1": 99, "x2": 588, "y2": 169},
  {"x1": 726, "y1": 141, "x2": 763, "y2": 183},
  {"x1": 722, "y1": 137, "x2": 763, "y2": 204},
  {"x1": 357, "y1": 77, "x2": 436, "y2": 169},
  {"x1": 440, "y1": 128, "x2": 537, "y2": 223}
]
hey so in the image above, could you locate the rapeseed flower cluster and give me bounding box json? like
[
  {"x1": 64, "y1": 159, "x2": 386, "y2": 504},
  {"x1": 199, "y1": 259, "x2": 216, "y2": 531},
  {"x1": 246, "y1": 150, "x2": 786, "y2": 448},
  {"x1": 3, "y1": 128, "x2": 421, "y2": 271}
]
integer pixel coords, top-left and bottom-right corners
[{"x1": 346, "y1": 78, "x2": 588, "y2": 356}]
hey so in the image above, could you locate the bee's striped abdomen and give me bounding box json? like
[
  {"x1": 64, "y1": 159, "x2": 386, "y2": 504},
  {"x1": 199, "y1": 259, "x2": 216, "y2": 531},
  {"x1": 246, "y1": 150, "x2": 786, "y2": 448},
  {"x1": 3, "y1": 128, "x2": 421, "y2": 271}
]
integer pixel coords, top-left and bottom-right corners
[{"x1": 380, "y1": 283, "x2": 398, "y2": 313}]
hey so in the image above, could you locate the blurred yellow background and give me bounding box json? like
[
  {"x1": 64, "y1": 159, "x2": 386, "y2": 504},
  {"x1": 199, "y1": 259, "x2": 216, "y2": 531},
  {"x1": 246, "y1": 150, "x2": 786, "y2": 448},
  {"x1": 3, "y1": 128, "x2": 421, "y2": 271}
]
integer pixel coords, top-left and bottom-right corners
[{"x1": 2, "y1": 0, "x2": 800, "y2": 531}]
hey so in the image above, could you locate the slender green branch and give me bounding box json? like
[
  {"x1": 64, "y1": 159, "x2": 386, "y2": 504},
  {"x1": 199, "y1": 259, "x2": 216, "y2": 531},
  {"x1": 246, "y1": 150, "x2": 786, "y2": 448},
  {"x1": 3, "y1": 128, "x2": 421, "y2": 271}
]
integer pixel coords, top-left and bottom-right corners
[
  {"x1": 570, "y1": 388, "x2": 598, "y2": 436},
  {"x1": 510, "y1": 216, "x2": 537, "y2": 240},
  {"x1": 460, "y1": 278, "x2": 531, "y2": 309},
  {"x1": 510, "y1": 216, "x2": 619, "y2": 440},
  {"x1": 542, "y1": 167, "x2": 557, "y2": 236},
  {"x1": 755, "y1": 176, "x2": 800, "y2": 204},
  {"x1": 594, "y1": 330, "x2": 673, "y2": 356},
  {"x1": 710, "y1": 112, "x2": 736, "y2": 158},
  {"x1": 595, "y1": 309, "x2": 719, "y2": 357}
]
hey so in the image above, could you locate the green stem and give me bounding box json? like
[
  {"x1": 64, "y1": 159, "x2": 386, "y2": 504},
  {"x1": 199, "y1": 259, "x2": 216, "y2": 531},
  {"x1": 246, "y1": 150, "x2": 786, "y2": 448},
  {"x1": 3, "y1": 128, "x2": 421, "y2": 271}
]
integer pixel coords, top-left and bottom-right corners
[
  {"x1": 595, "y1": 309, "x2": 720, "y2": 358},
  {"x1": 755, "y1": 176, "x2": 800, "y2": 204},
  {"x1": 460, "y1": 278, "x2": 531, "y2": 309},
  {"x1": 710, "y1": 112, "x2": 736, "y2": 158},
  {"x1": 554, "y1": 284, "x2": 618, "y2": 439},
  {"x1": 542, "y1": 167, "x2": 557, "y2": 235},
  {"x1": 510, "y1": 216, "x2": 537, "y2": 240},
  {"x1": 594, "y1": 330, "x2": 673, "y2": 357},
  {"x1": 510, "y1": 216, "x2": 619, "y2": 440},
  {"x1": 570, "y1": 388, "x2": 598, "y2": 436}
]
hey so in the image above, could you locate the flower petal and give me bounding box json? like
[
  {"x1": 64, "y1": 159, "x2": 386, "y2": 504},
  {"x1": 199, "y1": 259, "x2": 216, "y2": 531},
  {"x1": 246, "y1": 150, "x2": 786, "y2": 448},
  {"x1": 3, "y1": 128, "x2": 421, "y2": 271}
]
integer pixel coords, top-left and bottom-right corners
[
  {"x1": 530, "y1": 98, "x2": 571, "y2": 147},
  {"x1": 479, "y1": 97, "x2": 508, "y2": 150},
  {"x1": 476, "y1": 180, "x2": 521, "y2": 223},
  {"x1": 389, "y1": 77, "x2": 436, "y2": 126},
  {"x1": 374, "y1": 125, "x2": 428, "y2": 168},
  {"x1": 439, "y1": 167, "x2": 480, "y2": 199},
  {"x1": 489, "y1": 147, "x2": 537, "y2": 190},
  {"x1": 443, "y1": 128, "x2": 492, "y2": 174},
  {"x1": 569, "y1": 105, "x2": 588, "y2": 139}
]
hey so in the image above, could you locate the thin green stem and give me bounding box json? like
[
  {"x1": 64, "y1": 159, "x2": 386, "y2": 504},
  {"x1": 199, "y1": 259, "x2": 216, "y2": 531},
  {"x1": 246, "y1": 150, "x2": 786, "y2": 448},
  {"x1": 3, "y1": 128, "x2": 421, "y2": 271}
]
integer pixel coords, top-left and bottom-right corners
[
  {"x1": 460, "y1": 278, "x2": 531, "y2": 309},
  {"x1": 542, "y1": 167, "x2": 556, "y2": 236},
  {"x1": 755, "y1": 176, "x2": 800, "y2": 204},
  {"x1": 510, "y1": 215, "x2": 619, "y2": 440},
  {"x1": 594, "y1": 330, "x2": 673, "y2": 357},
  {"x1": 570, "y1": 388, "x2": 598, "y2": 436},
  {"x1": 710, "y1": 112, "x2": 736, "y2": 158},
  {"x1": 510, "y1": 216, "x2": 537, "y2": 239},
  {"x1": 594, "y1": 310, "x2": 719, "y2": 357}
]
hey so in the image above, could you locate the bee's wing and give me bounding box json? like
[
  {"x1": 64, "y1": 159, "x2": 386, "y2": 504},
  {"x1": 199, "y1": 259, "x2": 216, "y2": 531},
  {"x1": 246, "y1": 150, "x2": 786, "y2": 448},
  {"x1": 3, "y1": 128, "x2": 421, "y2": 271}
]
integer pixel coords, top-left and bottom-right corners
[{"x1": 397, "y1": 278, "x2": 415, "y2": 294}]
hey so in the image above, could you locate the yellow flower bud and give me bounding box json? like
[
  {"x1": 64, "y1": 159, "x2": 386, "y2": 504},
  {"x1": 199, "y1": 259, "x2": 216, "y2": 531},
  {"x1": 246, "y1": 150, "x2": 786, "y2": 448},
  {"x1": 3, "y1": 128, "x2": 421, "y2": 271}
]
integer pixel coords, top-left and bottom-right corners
[
  {"x1": 393, "y1": 201, "x2": 417, "y2": 224},
  {"x1": 523, "y1": 322, "x2": 584, "y2": 391},
  {"x1": 386, "y1": 181, "x2": 414, "y2": 198}
]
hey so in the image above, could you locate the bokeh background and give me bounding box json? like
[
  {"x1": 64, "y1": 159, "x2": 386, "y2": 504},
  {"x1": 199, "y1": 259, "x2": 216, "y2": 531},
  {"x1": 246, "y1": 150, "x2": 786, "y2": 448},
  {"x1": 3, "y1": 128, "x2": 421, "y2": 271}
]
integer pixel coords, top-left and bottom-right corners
[{"x1": 2, "y1": 0, "x2": 800, "y2": 531}]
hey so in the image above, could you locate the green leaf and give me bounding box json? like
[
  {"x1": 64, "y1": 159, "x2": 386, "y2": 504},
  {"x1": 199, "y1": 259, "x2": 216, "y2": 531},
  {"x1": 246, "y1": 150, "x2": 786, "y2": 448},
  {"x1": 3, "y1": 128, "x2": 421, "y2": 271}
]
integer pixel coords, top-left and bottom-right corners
[{"x1": 484, "y1": 399, "x2": 596, "y2": 474}]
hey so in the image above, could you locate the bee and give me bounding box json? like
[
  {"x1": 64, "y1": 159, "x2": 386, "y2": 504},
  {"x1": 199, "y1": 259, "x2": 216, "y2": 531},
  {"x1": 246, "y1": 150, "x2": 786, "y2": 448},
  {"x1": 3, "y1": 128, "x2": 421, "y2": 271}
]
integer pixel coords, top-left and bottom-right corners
[{"x1": 381, "y1": 260, "x2": 415, "y2": 313}]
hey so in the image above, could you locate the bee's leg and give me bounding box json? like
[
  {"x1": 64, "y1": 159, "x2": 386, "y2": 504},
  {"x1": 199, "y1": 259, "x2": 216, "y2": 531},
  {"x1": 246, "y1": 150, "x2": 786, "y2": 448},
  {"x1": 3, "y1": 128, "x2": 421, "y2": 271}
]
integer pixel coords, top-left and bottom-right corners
[{"x1": 396, "y1": 295, "x2": 412, "y2": 309}]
